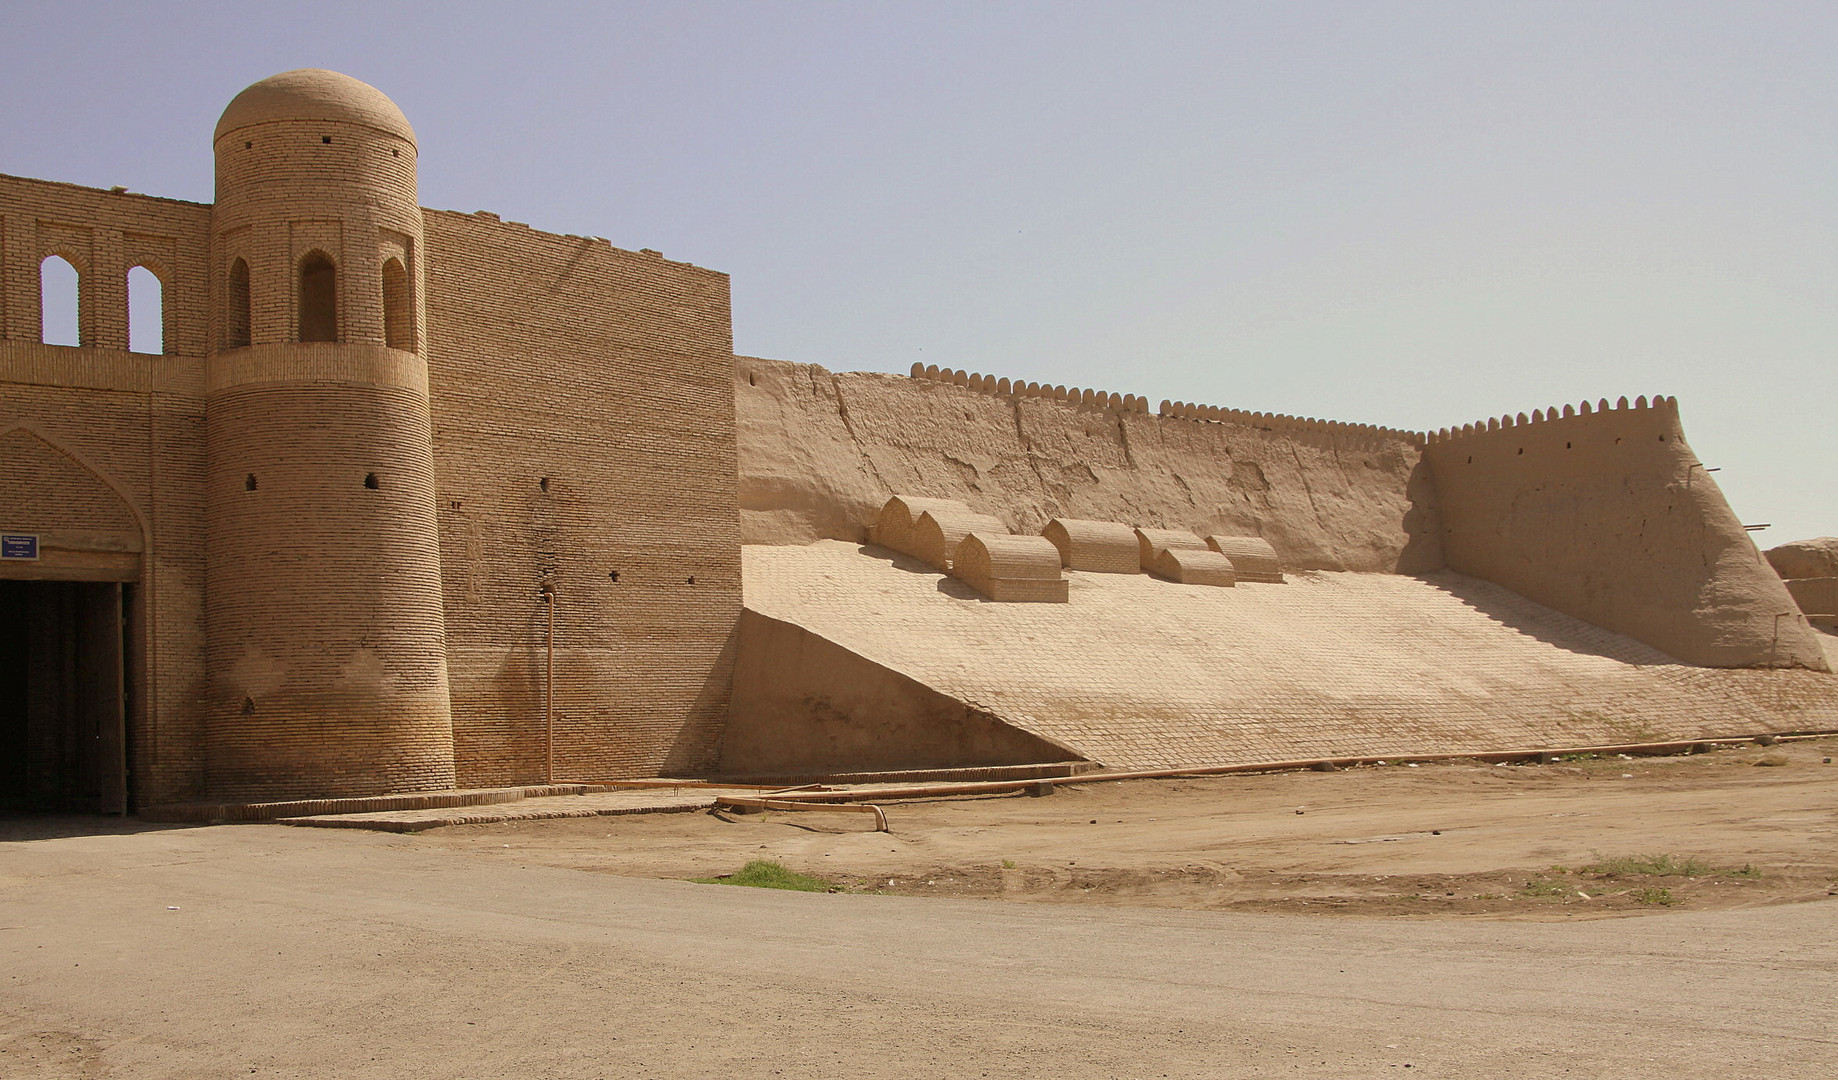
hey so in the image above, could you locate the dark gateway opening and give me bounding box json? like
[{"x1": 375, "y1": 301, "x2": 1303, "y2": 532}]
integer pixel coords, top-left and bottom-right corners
[{"x1": 0, "y1": 580, "x2": 127, "y2": 813}]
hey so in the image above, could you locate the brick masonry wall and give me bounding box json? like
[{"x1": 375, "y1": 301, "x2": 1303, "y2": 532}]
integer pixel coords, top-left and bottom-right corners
[
  {"x1": 423, "y1": 211, "x2": 740, "y2": 786},
  {"x1": 202, "y1": 375, "x2": 455, "y2": 799},
  {"x1": 1, "y1": 174, "x2": 211, "y2": 355}
]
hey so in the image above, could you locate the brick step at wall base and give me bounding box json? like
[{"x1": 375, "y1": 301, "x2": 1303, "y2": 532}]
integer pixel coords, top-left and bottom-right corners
[{"x1": 714, "y1": 761, "x2": 1097, "y2": 786}]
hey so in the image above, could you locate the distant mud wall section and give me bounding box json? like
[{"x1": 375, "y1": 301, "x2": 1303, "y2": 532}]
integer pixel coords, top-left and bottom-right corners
[
  {"x1": 1424, "y1": 398, "x2": 1826, "y2": 670},
  {"x1": 736, "y1": 356, "x2": 1441, "y2": 573}
]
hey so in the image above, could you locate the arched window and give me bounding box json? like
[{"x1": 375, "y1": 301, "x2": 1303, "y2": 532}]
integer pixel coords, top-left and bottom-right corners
[
  {"x1": 225, "y1": 258, "x2": 252, "y2": 349},
  {"x1": 298, "y1": 251, "x2": 337, "y2": 343},
  {"x1": 128, "y1": 266, "x2": 164, "y2": 354},
  {"x1": 381, "y1": 257, "x2": 413, "y2": 350},
  {"x1": 39, "y1": 255, "x2": 81, "y2": 346}
]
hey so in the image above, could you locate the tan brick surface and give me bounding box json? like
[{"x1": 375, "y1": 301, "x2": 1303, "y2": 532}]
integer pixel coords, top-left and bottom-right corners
[
  {"x1": 423, "y1": 210, "x2": 739, "y2": 787},
  {"x1": 1041, "y1": 518, "x2": 1138, "y2": 574},
  {"x1": 746, "y1": 542, "x2": 1838, "y2": 770},
  {"x1": 1205, "y1": 535, "x2": 1284, "y2": 583},
  {"x1": 1148, "y1": 546, "x2": 1235, "y2": 587}
]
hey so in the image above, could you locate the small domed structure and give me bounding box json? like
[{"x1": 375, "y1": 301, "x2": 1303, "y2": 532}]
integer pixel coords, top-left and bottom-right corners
[{"x1": 215, "y1": 68, "x2": 415, "y2": 144}]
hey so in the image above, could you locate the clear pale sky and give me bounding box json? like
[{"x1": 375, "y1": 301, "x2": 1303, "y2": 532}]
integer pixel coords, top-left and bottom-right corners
[{"x1": 5, "y1": 1, "x2": 1833, "y2": 540}]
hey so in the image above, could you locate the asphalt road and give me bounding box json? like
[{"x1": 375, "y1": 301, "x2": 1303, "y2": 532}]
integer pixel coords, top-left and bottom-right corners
[{"x1": 3, "y1": 822, "x2": 1834, "y2": 1078}]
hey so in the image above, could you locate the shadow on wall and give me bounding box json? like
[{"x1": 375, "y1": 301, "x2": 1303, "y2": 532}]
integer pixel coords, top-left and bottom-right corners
[
  {"x1": 1398, "y1": 458, "x2": 1443, "y2": 575},
  {"x1": 718, "y1": 609, "x2": 1074, "y2": 776},
  {"x1": 662, "y1": 621, "x2": 740, "y2": 777},
  {"x1": 1415, "y1": 571, "x2": 1687, "y2": 667}
]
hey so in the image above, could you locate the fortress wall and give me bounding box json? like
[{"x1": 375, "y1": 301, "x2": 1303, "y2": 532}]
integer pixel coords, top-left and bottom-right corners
[
  {"x1": 1424, "y1": 398, "x2": 1826, "y2": 669},
  {"x1": 737, "y1": 356, "x2": 1440, "y2": 573},
  {"x1": 424, "y1": 212, "x2": 741, "y2": 786}
]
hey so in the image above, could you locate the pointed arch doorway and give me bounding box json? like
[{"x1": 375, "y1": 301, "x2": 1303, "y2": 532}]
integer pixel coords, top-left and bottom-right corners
[{"x1": 0, "y1": 426, "x2": 143, "y2": 814}]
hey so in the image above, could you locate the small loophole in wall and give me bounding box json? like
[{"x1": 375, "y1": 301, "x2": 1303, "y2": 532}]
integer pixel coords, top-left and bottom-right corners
[
  {"x1": 1466, "y1": 456, "x2": 1472, "y2": 464},
  {"x1": 1566, "y1": 442, "x2": 1573, "y2": 449},
  {"x1": 539, "y1": 476, "x2": 550, "y2": 493},
  {"x1": 608, "y1": 571, "x2": 620, "y2": 582},
  {"x1": 1658, "y1": 434, "x2": 1666, "y2": 441},
  {"x1": 747, "y1": 372, "x2": 756, "y2": 386},
  {"x1": 1516, "y1": 447, "x2": 1524, "y2": 455},
  {"x1": 240, "y1": 697, "x2": 256, "y2": 716},
  {"x1": 364, "y1": 473, "x2": 379, "y2": 490},
  {"x1": 392, "y1": 148, "x2": 400, "y2": 157},
  {"x1": 322, "y1": 135, "x2": 332, "y2": 144},
  {"x1": 686, "y1": 576, "x2": 696, "y2": 585},
  {"x1": 244, "y1": 140, "x2": 252, "y2": 149},
  {"x1": 244, "y1": 474, "x2": 257, "y2": 491},
  {"x1": 449, "y1": 500, "x2": 462, "y2": 511}
]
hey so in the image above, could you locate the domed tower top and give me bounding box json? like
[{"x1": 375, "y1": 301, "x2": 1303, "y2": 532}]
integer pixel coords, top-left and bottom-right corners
[
  {"x1": 209, "y1": 68, "x2": 423, "y2": 353},
  {"x1": 215, "y1": 68, "x2": 416, "y2": 145}
]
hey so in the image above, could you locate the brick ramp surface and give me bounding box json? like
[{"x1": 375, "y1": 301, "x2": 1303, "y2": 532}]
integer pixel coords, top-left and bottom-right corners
[
  {"x1": 745, "y1": 541, "x2": 1838, "y2": 769},
  {"x1": 277, "y1": 790, "x2": 750, "y2": 833}
]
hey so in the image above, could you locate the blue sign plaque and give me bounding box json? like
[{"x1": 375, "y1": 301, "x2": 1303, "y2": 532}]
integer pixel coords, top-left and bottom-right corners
[{"x1": 1, "y1": 533, "x2": 40, "y2": 560}]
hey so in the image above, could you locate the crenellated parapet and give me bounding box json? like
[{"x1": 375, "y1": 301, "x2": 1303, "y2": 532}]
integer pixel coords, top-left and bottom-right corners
[
  {"x1": 905, "y1": 361, "x2": 1422, "y2": 447},
  {"x1": 1160, "y1": 398, "x2": 1423, "y2": 446},
  {"x1": 1426, "y1": 395, "x2": 1676, "y2": 446},
  {"x1": 908, "y1": 361, "x2": 1152, "y2": 414}
]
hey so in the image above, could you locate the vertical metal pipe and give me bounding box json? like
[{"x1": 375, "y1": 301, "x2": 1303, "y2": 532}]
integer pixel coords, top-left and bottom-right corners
[{"x1": 545, "y1": 584, "x2": 555, "y2": 785}]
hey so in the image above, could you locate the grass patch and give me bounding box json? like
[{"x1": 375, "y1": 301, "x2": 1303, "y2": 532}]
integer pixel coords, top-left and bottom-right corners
[
  {"x1": 1582, "y1": 854, "x2": 1714, "y2": 878},
  {"x1": 1632, "y1": 887, "x2": 1679, "y2": 906},
  {"x1": 690, "y1": 859, "x2": 836, "y2": 893},
  {"x1": 1520, "y1": 877, "x2": 1568, "y2": 898}
]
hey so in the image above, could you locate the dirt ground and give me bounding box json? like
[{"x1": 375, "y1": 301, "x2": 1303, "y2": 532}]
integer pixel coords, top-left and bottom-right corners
[{"x1": 415, "y1": 735, "x2": 1838, "y2": 919}]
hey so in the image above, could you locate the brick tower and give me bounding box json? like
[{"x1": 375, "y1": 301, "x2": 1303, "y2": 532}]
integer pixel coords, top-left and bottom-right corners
[{"x1": 203, "y1": 69, "x2": 455, "y2": 798}]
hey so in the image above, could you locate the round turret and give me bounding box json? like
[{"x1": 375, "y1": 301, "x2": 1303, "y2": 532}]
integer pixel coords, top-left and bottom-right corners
[
  {"x1": 212, "y1": 69, "x2": 422, "y2": 351},
  {"x1": 202, "y1": 70, "x2": 452, "y2": 800}
]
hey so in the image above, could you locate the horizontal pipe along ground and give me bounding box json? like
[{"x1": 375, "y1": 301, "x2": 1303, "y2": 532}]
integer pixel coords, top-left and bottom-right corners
[
  {"x1": 715, "y1": 796, "x2": 889, "y2": 831},
  {"x1": 738, "y1": 733, "x2": 1836, "y2": 804}
]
